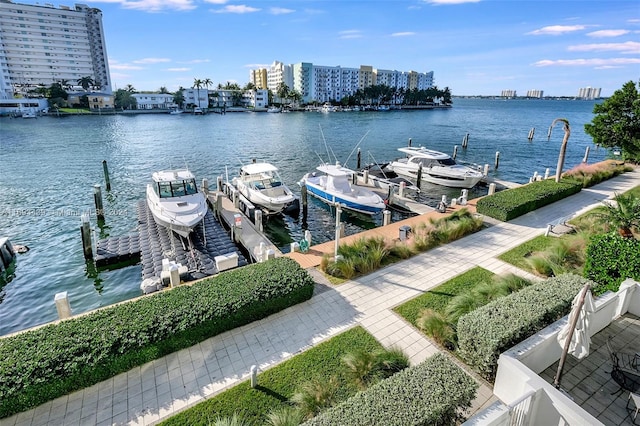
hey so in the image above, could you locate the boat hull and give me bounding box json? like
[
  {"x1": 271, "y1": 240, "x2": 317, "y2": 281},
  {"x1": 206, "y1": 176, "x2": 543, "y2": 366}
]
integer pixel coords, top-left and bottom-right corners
[
  {"x1": 146, "y1": 185, "x2": 207, "y2": 238},
  {"x1": 303, "y1": 179, "x2": 384, "y2": 215},
  {"x1": 391, "y1": 165, "x2": 482, "y2": 189}
]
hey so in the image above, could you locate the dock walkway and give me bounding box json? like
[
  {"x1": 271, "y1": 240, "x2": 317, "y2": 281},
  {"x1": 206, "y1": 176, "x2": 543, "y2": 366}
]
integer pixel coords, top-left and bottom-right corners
[{"x1": 2, "y1": 168, "x2": 639, "y2": 426}]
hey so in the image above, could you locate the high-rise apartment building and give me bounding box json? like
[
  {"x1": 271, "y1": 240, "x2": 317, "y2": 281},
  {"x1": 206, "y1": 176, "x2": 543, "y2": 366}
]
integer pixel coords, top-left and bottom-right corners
[
  {"x1": 0, "y1": 0, "x2": 112, "y2": 99},
  {"x1": 256, "y1": 61, "x2": 435, "y2": 104},
  {"x1": 501, "y1": 90, "x2": 517, "y2": 98},
  {"x1": 249, "y1": 68, "x2": 267, "y2": 90},
  {"x1": 526, "y1": 90, "x2": 544, "y2": 98},
  {"x1": 577, "y1": 87, "x2": 601, "y2": 100}
]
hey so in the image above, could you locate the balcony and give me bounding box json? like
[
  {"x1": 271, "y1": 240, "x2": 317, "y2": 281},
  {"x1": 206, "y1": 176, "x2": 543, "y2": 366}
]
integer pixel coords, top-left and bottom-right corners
[{"x1": 465, "y1": 279, "x2": 640, "y2": 426}]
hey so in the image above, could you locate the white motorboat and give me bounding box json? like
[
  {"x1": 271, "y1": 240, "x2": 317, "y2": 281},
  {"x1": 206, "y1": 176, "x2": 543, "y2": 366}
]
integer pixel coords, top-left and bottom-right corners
[
  {"x1": 146, "y1": 169, "x2": 208, "y2": 237},
  {"x1": 358, "y1": 163, "x2": 421, "y2": 194},
  {"x1": 299, "y1": 164, "x2": 386, "y2": 215},
  {"x1": 21, "y1": 109, "x2": 37, "y2": 119},
  {"x1": 231, "y1": 162, "x2": 297, "y2": 214},
  {"x1": 267, "y1": 106, "x2": 282, "y2": 113},
  {"x1": 387, "y1": 146, "x2": 484, "y2": 189},
  {"x1": 169, "y1": 108, "x2": 184, "y2": 115},
  {"x1": 193, "y1": 107, "x2": 203, "y2": 115}
]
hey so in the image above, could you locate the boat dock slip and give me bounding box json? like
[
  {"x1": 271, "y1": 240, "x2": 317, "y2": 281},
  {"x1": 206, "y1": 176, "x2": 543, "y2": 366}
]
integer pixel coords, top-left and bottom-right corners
[
  {"x1": 94, "y1": 200, "x2": 247, "y2": 281},
  {"x1": 94, "y1": 235, "x2": 141, "y2": 268},
  {"x1": 206, "y1": 190, "x2": 282, "y2": 262}
]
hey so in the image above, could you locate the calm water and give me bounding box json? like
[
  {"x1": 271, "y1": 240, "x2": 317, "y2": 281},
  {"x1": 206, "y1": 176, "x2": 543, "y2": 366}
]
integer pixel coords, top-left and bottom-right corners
[{"x1": 0, "y1": 98, "x2": 610, "y2": 335}]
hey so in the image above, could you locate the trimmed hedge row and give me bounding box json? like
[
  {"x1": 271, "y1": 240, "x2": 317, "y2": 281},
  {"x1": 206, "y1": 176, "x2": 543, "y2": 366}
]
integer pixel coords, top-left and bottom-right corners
[
  {"x1": 0, "y1": 257, "x2": 315, "y2": 418},
  {"x1": 457, "y1": 274, "x2": 592, "y2": 381},
  {"x1": 476, "y1": 179, "x2": 583, "y2": 221},
  {"x1": 303, "y1": 353, "x2": 478, "y2": 426},
  {"x1": 584, "y1": 233, "x2": 640, "y2": 295}
]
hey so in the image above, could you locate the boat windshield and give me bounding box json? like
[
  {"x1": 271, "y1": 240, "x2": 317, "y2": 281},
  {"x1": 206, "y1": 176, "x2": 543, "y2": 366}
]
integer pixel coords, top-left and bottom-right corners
[
  {"x1": 415, "y1": 158, "x2": 457, "y2": 167},
  {"x1": 158, "y1": 178, "x2": 198, "y2": 198}
]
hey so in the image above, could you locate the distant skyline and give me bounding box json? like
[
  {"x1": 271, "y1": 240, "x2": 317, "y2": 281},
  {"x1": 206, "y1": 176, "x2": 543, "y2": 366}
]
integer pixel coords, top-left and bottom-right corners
[{"x1": 20, "y1": 0, "x2": 640, "y2": 97}]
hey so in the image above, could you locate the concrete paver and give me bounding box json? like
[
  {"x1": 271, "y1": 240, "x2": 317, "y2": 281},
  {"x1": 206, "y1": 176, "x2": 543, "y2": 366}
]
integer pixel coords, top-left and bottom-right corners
[{"x1": 1, "y1": 168, "x2": 638, "y2": 426}]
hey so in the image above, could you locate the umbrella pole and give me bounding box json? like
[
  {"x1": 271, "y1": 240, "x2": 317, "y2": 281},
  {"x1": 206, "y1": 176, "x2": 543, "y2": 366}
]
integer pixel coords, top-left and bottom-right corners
[{"x1": 554, "y1": 283, "x2": 591, "y2": 389}]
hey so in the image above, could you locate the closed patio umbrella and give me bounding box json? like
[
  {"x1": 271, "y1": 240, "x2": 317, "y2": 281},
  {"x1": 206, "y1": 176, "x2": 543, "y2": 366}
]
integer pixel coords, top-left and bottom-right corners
[{"x1": 554, "y1": 284, "x2": 595, "y2": 388}]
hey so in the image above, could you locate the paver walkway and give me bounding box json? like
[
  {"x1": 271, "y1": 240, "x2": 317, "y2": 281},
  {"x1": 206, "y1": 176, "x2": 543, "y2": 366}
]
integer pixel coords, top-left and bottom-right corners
[{"x1": 2, "y1": 168, "x2": 639, "y2": 426}]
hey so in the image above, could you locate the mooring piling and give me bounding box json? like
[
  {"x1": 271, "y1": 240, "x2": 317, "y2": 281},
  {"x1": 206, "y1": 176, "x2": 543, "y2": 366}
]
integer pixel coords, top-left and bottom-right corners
[
  {"x1": 102, "y1": 160, "x2": 111, "y2": 191},
  {"x1": 495, "y1": 151, "x2": 500, "y2": 169},
  {"x1": 453, "y1": 145, "x2": 458, "y2": 160},
  {"x1": 528, "y1": 128, "x2": 535, "y2": 141},
  {"x1": 80, "y1": 213, "x2": 93, "y2": 260},
  {"x1": 54, "y1": 291, "x2": 72, "y2": 319},
  {"x1": 583, "y1": 146, "x2": 590, "y2": 163},
  {"x1": 93, "y1": 184, "x2": 104, "y2": 222},
  {"x1": 462, "y1": 133, "x2": 469, "y2": 148}
]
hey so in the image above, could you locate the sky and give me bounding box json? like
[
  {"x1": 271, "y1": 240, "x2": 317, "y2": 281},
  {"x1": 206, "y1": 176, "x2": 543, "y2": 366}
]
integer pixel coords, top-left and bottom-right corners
[{"x1": 26, "y1": 0, "x2": 640, "y2": 96}]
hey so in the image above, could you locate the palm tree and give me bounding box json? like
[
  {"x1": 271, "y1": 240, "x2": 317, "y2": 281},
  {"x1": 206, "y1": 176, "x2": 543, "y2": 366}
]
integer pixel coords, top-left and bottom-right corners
[
  {"x1": 598, "y1": 192, "x2": 640, "y2": 238},
  {"x1": 125, "y1": 84, "x2": 136, "y2": 93},
  {"x1": 158, "y1": 86, "x2": 169, "y2": 94},
  {"x1": 193, "y1": 78, "x2": 203, "y2": 108},
  {"x1": 77, "y1": 76, "x2": 94, "y2": 91},
  {"x1": 548, "y1": 118, "x2": 571, "y2": 183}
]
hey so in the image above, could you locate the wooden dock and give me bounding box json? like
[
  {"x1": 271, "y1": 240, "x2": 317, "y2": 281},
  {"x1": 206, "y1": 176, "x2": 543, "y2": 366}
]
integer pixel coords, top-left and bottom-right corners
[
  {"x1": 206, "y1": 190, "x2": 283, "y2": 262},
  {"x1": 286, "y1": 200, "x2": 477, "y2": 269}
]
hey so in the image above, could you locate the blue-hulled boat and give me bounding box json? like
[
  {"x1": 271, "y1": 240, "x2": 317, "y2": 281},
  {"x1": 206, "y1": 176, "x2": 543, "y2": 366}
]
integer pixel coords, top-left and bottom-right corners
[{"x1": 299, "y1": 164, "x2": 385, "y2": 215}]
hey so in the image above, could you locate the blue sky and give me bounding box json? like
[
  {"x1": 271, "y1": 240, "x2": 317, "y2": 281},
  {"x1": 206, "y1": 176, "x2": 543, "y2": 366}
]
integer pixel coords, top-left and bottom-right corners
[{"x1": 35, "y1": 0, "x2": 640, "y2": 96}]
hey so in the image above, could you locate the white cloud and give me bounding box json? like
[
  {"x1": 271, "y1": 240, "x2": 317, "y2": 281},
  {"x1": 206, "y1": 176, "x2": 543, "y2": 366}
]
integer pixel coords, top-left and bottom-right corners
[
  {"x1": 587, "y1": 29, "x2": 630, "y2": 38},
  {"x1": 167, "y1": 67, "x2": 191, "y2": 72},
  {"x1": 527, "y1": 25, "x2": 586, "y2": 36},
  {"x1": 270, "y1": 7, "x2": 294, "y2": 15},
  {"x1": 203, "y1": 0, "x2": 227, "y2": 3},
  {"x1": 244, "y1": 63, "x2": 269, "y2": 69},
  {"x1": 109, "y1": 63, "x2": 144, "y2": 70},
  {"x1": 339, "y1": 30, "x2": 363, "y2": 39},
  {"x1": 133, "y1": 58, "x2": 171, "y2": 64},
  {"x1": 211, "y1": 5, "x2": 260, "y2": 13},
  {"x1": 568, "y1": 41, "x2": 640, "y2": 54},
  {"x1": 119, "y1": 0, "x2": 196, "y2": 12},
  {"x1": 391, "y1": 32, "x2": 416, "y2": 37},
  {"x1": 533, "y1": 57, "x2": 640, "y2": 67}
]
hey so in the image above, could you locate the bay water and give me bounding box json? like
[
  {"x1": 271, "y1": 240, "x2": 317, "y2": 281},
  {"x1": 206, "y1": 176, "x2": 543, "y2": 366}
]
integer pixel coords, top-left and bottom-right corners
[{"x1": 0, "y1": 98, "x2": 609, "y2": 335}]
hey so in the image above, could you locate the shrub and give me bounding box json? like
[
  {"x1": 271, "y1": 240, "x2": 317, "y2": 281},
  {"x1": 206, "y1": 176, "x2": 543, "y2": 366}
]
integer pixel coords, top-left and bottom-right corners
[
  {"x1": 476, "y1": 179, "x2": 582, "y2": 221},
  {"x1": 342, "y1": 347, "x2": 410, "y2": 390},
  {"x1": 0, "y1": 257, "x2": 315, "y2": 418},
  {"x1": 562, "y1": 161, "x2": 633, "y2": 188},
  {"x1": 321, "y1": 210, "x2": 482, "y2": 279},
  {"x1": 457, "y1": 274, "x2": 592, "y2": 381},
  {"x1": 302, "y1": 353, "x2": 478, "y2": 426},
  {"x1": 584, "y1": 233, "x2": 640, "y2": 295}
]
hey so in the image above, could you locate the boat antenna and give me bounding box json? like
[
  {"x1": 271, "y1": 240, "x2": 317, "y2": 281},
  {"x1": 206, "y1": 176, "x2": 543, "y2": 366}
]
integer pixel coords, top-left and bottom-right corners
[
  {"x1": 367, "y1": 151, "x2": 390, "y2": 179},
  {"x1": 314, "y1": 151, "x2": 327, "y2": 166},
  {"x1": 319, "y1": 125, "x2": 337, "y2": 164},
  {"x1": 344, "y1": 130, "x2": 370, "y2": 168}
]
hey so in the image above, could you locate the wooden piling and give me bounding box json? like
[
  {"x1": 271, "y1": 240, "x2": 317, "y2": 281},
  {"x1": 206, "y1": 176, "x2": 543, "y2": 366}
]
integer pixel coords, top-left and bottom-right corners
[
  {"x1": 453, "y1": 145, "x2": 458, "y2": 160},
  {"x1": 357, "y1": 148, "x2": 361, "y2": 170},
  {"x1": 54, "y1": 291, "x2": 72, "y2": 319},
  {"x1": 582, "y1": 146, "x2": 590, "y2": 163},
  {"x1": 495, "y1": 151, "x2": 500, "y2": 169},
  {"x1": 528, "y1": 128, "x2": 535, "y2": 141},
  {"x1": 488, "y1": 183, "x2": 496, "y2": 195},
  {"x1": 462, "y1": 133, "x2": 469, "y2": 148},
  {"x1": 102, "y1": 160, "x2": 111, "y2": 191},
  {"x1": 408, "y1": 138, "x2": 412, "y2": 147},
  {"x1": 80, "y1": 213, "x2": 93, "y2": 259},
  {"x1": 416, "y1": 164, "x2": 422, "y2": 189},
  {"x1": 93, "y1": 184, "x2": 104, "y2": 221}
]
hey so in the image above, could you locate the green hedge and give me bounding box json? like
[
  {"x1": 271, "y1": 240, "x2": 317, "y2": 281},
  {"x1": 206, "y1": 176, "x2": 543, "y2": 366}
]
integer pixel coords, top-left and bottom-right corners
[
  {"x1": 0, "y1": 257, "x2": 314, "y2": 418},
  {"x1": 584, "y1": 233, "x2": 640, "y2": 295},
  {"x1": 303, "y1": 353, "x2": 478, "y2": 426},
  {"x1": 457, "y1": 274, "x2": 592, "y2": 381},
  {"x1": 476, "y1": 179, "x2": 583, "y2": 221}
]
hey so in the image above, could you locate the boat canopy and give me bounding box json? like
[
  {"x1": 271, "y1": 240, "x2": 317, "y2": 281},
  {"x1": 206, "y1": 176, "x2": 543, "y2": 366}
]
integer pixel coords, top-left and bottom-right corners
[
  {"x1": 398, "y1": 146, "x2": 451, "y2": 160},
  {"x1": 241, "y1": 163, "x2": 279, "y2": 175}
]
